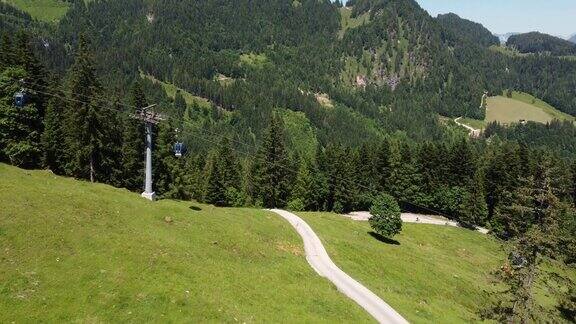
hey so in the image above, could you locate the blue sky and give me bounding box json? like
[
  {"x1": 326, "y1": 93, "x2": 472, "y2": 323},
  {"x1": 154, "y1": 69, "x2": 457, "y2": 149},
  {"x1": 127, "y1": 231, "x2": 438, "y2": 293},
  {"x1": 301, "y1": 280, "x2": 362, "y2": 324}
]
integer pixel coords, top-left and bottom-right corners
[{"x1": 415, "y1": 0, "x2": 576, "y2": 38}]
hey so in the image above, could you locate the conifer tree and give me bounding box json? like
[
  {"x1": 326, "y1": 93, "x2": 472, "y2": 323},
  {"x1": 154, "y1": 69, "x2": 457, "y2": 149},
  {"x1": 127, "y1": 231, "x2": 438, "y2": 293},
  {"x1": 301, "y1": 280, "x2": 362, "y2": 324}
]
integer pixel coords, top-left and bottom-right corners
[
  {"x1": 204, "y1": 137, "x2": 241, "y2": 206},
  {"x1": 0, "y1": 33, "x2": 16, "y2": 68},
  {"x1": 459, "y1": 170, "x2": 488, "y2": 227},
  {"x1": 13, "y1": 31, "x2": 48, "y2": 117},
  {"x1": 174, "y1": 90, "x2": 186, "y2": 119},
  {"x1": 387, "y1": 142, "x2": 423, "y2": 205},
  {"x1": 120, "y1": 81, "x2": 146, "y2": 190},
  {"x1": 0, "y1": 67, "x2": 42, "y2": 168},
  {"x1": 490, "y1": 158, "x2": 562, "y2": 323},
  {"x1": 289, "y1": 159, "x2": 314, "y2": 211},
  {"x1": 41, "y1": 95, "x2": 66, "y2": 173},
  {"x1": 255, "y1": 114, "x2": 291, "y2": 208},
  {"x1": 64, "y1": 36, "x2": 115, "y2": 182},
  {"x1": 374, "y1": 139, "x2": 392, "y2": 191},
  {"x1": 324, "y1": 144, "x2": 356, "y2": 213},
  {"x1": 449, "y1": 139, "x2": 476, "y2": 187}
]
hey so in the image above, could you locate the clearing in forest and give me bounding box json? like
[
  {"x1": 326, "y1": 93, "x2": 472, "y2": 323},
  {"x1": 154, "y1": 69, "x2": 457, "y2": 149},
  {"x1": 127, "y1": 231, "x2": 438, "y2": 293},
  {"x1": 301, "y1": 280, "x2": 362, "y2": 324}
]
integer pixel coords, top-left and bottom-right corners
[
  {"x1": 3, "y1": 0, "x2": 69, "y2": 22},
  {"x1": 486, "y1": 91, "x2": 574, "y2": 124}
]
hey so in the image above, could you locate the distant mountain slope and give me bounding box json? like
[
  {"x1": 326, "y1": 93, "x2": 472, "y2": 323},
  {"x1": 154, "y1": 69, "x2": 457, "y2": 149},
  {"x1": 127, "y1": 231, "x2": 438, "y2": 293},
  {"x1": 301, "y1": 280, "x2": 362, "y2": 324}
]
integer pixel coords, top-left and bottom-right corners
[
  {"x1": 507, "y1": 32, "x2": 576, "y2": 55},
  {"x1": 496, "y1": 32, "x2": 520, "y2": 44},
  {"x1": 436, "y1": 13, "x2": 499, "y2": 47},
  {"x1": 569, "y1": 34, "x2": 576, "y2": 44}
]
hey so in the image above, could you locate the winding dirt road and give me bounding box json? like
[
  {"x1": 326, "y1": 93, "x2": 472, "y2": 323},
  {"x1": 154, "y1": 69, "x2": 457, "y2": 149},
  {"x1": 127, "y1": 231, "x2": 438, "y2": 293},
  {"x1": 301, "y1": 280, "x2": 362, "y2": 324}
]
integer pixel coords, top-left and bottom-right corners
[{"x1": 269, "y1": 209, "x2": 408, "y2": 324}]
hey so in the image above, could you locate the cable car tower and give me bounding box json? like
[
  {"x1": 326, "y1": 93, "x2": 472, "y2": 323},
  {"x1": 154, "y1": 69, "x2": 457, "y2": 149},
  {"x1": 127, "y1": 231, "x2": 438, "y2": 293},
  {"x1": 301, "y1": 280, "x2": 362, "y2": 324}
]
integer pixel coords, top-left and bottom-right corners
[{"x1": 132, "y1": 104, "x2": 163, "y2": 201}]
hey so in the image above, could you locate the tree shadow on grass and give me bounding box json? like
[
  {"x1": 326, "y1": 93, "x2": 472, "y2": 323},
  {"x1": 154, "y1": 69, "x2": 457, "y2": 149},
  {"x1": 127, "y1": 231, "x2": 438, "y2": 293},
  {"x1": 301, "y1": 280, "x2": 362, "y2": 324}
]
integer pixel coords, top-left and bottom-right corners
[
  {"x1": 189, "y1": 205, "x2": 202, "y2": 211},
  {"x1": 368, "y1": 232, "x2": 400, "y2": 245}
]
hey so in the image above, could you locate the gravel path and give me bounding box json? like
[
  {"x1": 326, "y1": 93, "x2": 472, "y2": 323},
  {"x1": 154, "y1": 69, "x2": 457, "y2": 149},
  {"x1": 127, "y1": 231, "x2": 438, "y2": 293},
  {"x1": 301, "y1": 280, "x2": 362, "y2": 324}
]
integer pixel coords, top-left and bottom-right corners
[
  {"x1": 347, "y1": 211, "x2": 489, "y2": 234},
  {"x1": 454, "y1": 117, "x2": 482, "y2": 138},
  {"x1": 269, "y1": 209, "x2": 408, "y2": 324}
]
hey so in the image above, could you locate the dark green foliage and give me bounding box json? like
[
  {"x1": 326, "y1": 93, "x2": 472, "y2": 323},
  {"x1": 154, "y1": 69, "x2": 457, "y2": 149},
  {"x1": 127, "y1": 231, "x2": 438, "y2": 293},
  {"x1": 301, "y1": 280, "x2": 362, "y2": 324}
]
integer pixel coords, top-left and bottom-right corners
[
  {"x1": 507, "y1": 32, "x2": 576, "y2": 56},
  {"x1": 459, "y1": 170, "x2": 488, "y2": 227},
  {"x1": 289, "y1": 159, "x2": 315, "y2": 211},
  {"x1": 0, "y1": 70, "x2": 41, "y2": 168},
  {"x1": 487, "y1": 157, "x2": 567, "y2": 323},
  {"x1": 437, "y1": 13, "x2": 500, "y2": 48},
  {"x1": 559, "y1": 288, "x2": 576, "y2": 321},
  {"x1": 485, "y1": 121, "x2": 576, "y2": 158},
  {"x1": 322, "y1": 144, "x2": 357, "y2": 213},
  {"x1": 63, "y1": 36, "x2": 120, "y2": 183},
  {"x1": 387, "y1": 143, "x2": 423, "y2": 205},
  {"x1": 120, "y1": 82, "x2": 146, "y2": 190},
  {"x1": 203, "y1": 137, "x2": 241, "y2": 206},
  {"x1": 41, "y1": 95, "x2": 66, "y2": 173},
  {"x1": 369, "y1": 193, "x2": 402, "y2": 238},
  {"x1": 254, "y1": 114, "x2": 291, "y2": 208}
]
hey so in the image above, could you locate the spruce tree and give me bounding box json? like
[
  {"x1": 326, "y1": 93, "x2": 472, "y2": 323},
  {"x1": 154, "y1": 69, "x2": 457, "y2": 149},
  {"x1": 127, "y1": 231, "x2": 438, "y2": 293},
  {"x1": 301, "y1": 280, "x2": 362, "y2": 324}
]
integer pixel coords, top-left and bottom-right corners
[
  {"x1": 0, "y1": 67, "x2": 42, "y2": 168},
  {"x1": 120, "y1": 81, "x2": 146, "y2": 190},
  {"x1": 255, "y1": 113, "x2": 291, "y2": 208},
  {"x1": 64, "y1": 36, "x2": 114, "y2": 182},
  {"x1": 324, "y1": 144, "x2": 356, "y2": 213},
  {"x1": 459, "y1": 170, "x2": 488, "y2": 227},
  {"x1": 13, "y1": 31, "x2": 48, "y2": 117},
  {"x1": 289, "y1": 159, "x2": 314, "y2": 211},
  {"x1": 204, "y1": 137, "x2": 241, "y2": 206},
  {"x1": 490, "y1": 158, "x2": 562, "y2": 323},
  {"x1": 174, "y1": 90, "x2": 186, "y2": 119},
  {"x1": 41, "y1": 95, "x2": 66, "y2": 173},
  {"x1": 387, "y1": 142, "x2": 423, "y2": 206}
]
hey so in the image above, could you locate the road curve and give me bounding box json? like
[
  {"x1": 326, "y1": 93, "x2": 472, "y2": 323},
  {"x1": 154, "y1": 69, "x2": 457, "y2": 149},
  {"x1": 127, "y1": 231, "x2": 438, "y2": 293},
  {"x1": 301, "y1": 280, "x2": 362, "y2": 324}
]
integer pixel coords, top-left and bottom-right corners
[{"x1": 269, "y1": 209, "x2": 409, "y2": 324}]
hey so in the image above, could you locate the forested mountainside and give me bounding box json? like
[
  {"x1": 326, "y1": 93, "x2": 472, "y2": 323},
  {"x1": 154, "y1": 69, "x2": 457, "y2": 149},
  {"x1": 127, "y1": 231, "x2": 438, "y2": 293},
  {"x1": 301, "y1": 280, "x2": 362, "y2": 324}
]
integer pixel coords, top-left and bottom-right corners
[
  {"x1": 436, "y1": 13, "x2": 500, "y2": 48},
  {"x1": 1, "y1": 0, "x2": 576, "y2": 257},
  {"x1": 507, "y1": 32, "x2": 576, "y2": 56},
  {"x1": 570, "y1": 34, "x2": 576, "y2": 44}
]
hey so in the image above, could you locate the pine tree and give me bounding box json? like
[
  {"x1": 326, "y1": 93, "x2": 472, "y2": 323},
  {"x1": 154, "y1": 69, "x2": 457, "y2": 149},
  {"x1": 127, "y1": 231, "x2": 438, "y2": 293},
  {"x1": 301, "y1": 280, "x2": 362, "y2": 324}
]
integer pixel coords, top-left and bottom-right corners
[
  {"x1": 63, "y1": 36, "x2": 115, "y2": 182},
  {"x1": 203, "y1": 137, "x2": 241, "y2": 206},
  {"x1": 0, "y1": 67, "x2": 42, "y2": 168},
  {"x1": 323, "y1": 144, "x2": 356, "y2": 213},
  {"x1": 255, "y1": 114, "x2": 291, "y2": 208},
  {"x1": 13, "y1": 31, "x2": 48, "y2": 117},
  {"x1": 459, "y1": 170, "x2": 488, "y2": 227},
  {"x1": 490, "y1": 158, "x2": 562, "y2": 323},
  {"x1": 41, "y1": 95, "x2": 66, "y2": 173},
  {"x1": 289, "y1": 159, "x2": 314, "y2": 211},
  {"x1": 374, "y1": 139, "x2": 392, "y2": 191},
  {"x1": 449, "y1": 138, "x2": 476, "y2": 187},
  {"x1": 0, "y1": 32, "x2": 16, "y2": 68},
  {"x1": 174, "y1": 90, "x2": 186, "y2": 119},
  {"x1": 120, "y1": 81, "x2": 146, "y2": 190},
  {"x1": 388, "y1": 142, "x2": 423, "y2": 206}
]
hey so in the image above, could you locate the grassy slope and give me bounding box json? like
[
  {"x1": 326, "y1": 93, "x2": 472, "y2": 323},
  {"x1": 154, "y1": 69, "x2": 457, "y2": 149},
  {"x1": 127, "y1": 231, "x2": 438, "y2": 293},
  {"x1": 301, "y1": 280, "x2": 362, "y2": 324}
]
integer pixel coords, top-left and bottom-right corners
[
  {"x1": 3, "y1": 0, "x2": 69, "y2": 22},
  {"x1": 460, "y1": 91, "x2": 574, "y2": 129},
  {"x1": 298, "y1": 212, "x2": 574, "y2": 323},
  {"x1": 141, "y1": 72, "x2": 212, "y2": 110},
  {"x1": 487, "y1": 92, "x2": 574, "y2": 124},
  {"x1": 339, "y1": 7, "x2": 370, "y2": 39},
  {"x1": 0, "y1": 164, "x2": 372, "y2": 323}
]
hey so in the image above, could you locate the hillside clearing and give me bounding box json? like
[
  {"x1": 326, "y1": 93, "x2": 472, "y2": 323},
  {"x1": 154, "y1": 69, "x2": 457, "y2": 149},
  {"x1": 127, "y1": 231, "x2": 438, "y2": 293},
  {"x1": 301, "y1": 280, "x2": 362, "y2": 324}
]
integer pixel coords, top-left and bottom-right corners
[
  {"x1": 140, "y1": 72, "x2": 212, "y2": 110},
  {"x1": 339, "y1": 7, "x2": 370, "y2": 38},
  {"x1": 3, "y1": 0, "x2": 69, "y2": 22},
  {"x1": 457, "y1": 91, "x2": 574, "y2": 130},
  {"x1": 0, "y1": 164, "x2": 372, "y2": 323},
  {"x1": 486, "y1": 94, "x2": 572, "y2": 125},
  {"x1": 297, "y1": 212, "x2": 575, "y2": 323}
]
